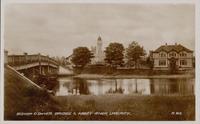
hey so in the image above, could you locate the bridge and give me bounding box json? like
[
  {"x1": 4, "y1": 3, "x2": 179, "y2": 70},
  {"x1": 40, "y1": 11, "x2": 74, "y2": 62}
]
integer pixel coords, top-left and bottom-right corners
[
  {"x1": 4, "y1": 50, "x2": 74, "y2": 77},
  {"x1": 5, "y1": 51, "x2": 59, "y2": 74},
  {"x1": 4, "y1": 51, "x2": 60, "y2": 81}
]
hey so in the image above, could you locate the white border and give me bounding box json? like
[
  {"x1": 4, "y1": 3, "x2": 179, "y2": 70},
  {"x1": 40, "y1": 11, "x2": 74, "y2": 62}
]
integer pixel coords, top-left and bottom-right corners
[
  {"x1": 4, "y1": 0, "x2": 196, "y2": 4},
  {"x1": 1, "y1": 0, "x2": 199, "y2": 124},
  {"x1": 195, "y1": 0, "x2": 200, "y2": 123},
  {"x1": 1, "y1": 0, "x2": 5, "y2": 123}
]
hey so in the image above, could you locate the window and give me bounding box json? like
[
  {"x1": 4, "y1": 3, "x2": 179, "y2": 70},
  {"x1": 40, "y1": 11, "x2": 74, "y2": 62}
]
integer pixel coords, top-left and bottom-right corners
[
  {"x1": 180, "y1": 52, "x2": 187, "y2": 57},
  {"x1": 159, "y1": 53, "x2": 166, "y2": 57},
  {"x1": 159, "y1": 60, "x2": 166, "y2": 66},
  {"x1": 169, "y1": 52, "x2": 177, "y2": 57},
  {"x1": 180, "y1": 60, "x2": 187, "y2": 65}
]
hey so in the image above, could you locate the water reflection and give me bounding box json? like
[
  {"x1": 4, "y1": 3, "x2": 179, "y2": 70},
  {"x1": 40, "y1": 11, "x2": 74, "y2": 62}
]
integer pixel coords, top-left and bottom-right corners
[{"x1": 55, "y1": 77, "x2": 194, "y2": 96}]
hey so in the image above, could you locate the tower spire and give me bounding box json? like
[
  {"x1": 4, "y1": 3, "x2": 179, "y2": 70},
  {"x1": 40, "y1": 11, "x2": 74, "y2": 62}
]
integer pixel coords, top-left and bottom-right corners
[
  {"x1": 96, "y1": 36, "x2": 103, "y2": 63},
  {"x1": 97, "y1": 36, "x2": 102, "y2": 41}
]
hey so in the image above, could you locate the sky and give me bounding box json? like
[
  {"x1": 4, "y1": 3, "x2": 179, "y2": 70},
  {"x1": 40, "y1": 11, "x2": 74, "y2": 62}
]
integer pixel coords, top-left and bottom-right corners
[{"x1": 4, "y1": 3, "x2": 195, "y2": 57}]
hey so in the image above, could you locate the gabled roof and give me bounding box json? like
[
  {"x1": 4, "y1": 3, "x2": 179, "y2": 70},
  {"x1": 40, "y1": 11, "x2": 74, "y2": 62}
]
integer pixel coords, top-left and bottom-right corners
[{"x1": 153, "y1": 44, "x2": 193, "y2": 53}]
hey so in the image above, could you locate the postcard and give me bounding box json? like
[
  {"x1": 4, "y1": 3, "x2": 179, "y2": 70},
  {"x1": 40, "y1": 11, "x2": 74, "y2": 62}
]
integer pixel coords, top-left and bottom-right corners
[{"x1": 1, "y1": 0, "x2": 199, "y2": 123}]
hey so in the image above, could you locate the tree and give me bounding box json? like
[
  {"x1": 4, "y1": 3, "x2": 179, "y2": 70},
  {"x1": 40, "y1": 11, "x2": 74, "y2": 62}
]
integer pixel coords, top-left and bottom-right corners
[
  {"x1": 146, "y1": 56, "x2": 154, "y2": 69},
  {"x1": 104, "y1": 42, "x2": 125, "y2": 67},
  {"x1": 126, "y1": 41, "x2": 146, "y2": 69},
  {"x1": 71, "y1": 47, "x2": 94, "y2": 68}
]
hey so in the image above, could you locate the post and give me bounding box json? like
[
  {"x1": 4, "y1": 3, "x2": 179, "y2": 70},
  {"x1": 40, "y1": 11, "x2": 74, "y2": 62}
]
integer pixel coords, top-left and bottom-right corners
[
  {"x1": 38, "y1": 53, "x2": 41, "y2": 74},
  {"x1": 24, "y1": 52, "x2": 28, "y2": 64},
  {"x1": 4, "y1": 50, "x2": 8, "y2": 65},
  {"x1": 47, "y1": 55, "x2": 50, "y2": 74}
]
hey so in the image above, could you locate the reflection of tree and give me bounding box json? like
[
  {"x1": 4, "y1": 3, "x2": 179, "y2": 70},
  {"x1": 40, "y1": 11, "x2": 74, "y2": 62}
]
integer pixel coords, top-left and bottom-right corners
[
  {"x1": 115, "y1": 80, "x2": 117, "y2": 91},
  {"x1": 149, "y1": 79, "x2": 155, "y2": 94},
  {"x1": 135, "y1": 79, "x2": 138, "y2": 93},
  {"x1": 107, "y1": 88, "x2": 124, "y2": 94},
  {"x1": 74, "y1": 78, "x2": 89, "y2": 95},
  {"x1": 118, "y1": 87, "x2": 124, "y2": 93},
  {"x1": 106, "y1": 80, "x2": 124, "y2": 94}
]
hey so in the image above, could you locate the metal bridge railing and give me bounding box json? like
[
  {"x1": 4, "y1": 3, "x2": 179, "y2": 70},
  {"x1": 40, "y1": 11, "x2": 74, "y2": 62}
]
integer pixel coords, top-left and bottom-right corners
[{"x1": 5, "y1": 51, "x2": 58, "y2": 67}]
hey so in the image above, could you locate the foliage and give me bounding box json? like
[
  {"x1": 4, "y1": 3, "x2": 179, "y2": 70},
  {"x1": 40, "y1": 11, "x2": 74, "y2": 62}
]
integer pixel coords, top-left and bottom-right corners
[
  {"x1": 55, "y1": 56, "x2": 69, "y2": 66},
  {"x1": 169, "y1": 58, "x2": 178, "y2": 74},
  {"x1": 71, "y1": 47, "x2": 94, "y2": 67},
  {"x1": 104, "y1": 42, "x2": 125, "y2": 67},
  {"x1": 146, "y1": 56, "x2": 154, "y2": 69},
  {"x1": 126, "y1": 41, "x2": 146, "y2": 68}
]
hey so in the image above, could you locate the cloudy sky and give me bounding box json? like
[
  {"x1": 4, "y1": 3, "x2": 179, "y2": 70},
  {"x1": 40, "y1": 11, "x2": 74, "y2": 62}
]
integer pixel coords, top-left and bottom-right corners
[{"x1": 4, "y1": 3, "x2": 195, "y2": 57}]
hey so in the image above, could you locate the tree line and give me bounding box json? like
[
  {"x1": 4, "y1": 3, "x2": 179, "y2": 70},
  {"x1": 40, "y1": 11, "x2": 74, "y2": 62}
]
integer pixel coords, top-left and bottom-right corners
[{"x1": 71, "y1": 41, "x2": 146, "y2": 68}]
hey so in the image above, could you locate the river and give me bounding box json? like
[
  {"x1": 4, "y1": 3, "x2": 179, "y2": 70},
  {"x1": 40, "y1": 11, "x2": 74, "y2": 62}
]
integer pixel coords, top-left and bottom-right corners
[{"x1": 54, "y1": 77, "x2": 194, "y2": 96}]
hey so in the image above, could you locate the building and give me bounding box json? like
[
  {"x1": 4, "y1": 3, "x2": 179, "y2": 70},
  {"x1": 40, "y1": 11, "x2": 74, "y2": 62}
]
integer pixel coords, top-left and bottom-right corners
[
  {"x1": 152, "y1": 43, "x2": 193, "y2": 70},
  {"x1": 91, "y1": 36, "x2": 105, "y2": 64}
]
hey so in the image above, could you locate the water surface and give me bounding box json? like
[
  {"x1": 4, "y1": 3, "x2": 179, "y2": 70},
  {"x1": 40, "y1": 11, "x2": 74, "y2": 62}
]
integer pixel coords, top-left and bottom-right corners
[{"x1": 55, "y1": 77, "x2": 194, "y2": 96}]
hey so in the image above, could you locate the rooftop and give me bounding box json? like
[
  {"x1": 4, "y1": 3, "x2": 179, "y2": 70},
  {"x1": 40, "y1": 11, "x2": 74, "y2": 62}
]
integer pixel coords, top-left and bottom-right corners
[{"x1": 153, "y1": 43, "x2": 193, "y2": 53}]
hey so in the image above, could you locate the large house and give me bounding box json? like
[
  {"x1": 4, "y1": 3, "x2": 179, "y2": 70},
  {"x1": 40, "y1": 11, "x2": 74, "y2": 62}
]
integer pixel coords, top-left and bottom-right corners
[{"x1": 152, "y1": 43, "x2": 194, "y2": 70}]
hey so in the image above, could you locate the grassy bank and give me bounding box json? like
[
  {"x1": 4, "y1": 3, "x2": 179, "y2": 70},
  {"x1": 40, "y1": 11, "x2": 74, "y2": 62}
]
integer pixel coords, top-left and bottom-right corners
[
  {"x1": 52, "y1": 95, "x2": 195, "y2": 120},
  {"x1": 4, "y1": 66, "x2": 60, "y2": 120}
]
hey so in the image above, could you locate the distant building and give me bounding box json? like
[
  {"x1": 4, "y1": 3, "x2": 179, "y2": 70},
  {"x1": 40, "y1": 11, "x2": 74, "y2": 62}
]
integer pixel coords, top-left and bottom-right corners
[
  {"x1": 152, "y1": 43, "x2": 194, "y2": 70},
  {"x1": 91, "y1": 36, "x2": 105, "y2": 64}
]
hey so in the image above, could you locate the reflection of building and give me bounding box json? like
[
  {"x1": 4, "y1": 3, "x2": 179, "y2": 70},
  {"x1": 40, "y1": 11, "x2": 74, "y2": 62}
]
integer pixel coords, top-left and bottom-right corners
[
  {"x1": 150, "y1": 79, "x2": 194, "y2": 95},
  {"x1": 152, "y1": 43, "x2": 193, "y2": 70},
  {"x1": 91, "y1": 36, "x2": 105, "y2": 64}
]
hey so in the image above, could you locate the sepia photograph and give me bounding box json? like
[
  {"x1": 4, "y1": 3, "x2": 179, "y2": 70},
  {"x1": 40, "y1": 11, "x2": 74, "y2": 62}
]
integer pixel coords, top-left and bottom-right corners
[{"x1": 2, "y1": 0, "x2": 197, "y2": 122}]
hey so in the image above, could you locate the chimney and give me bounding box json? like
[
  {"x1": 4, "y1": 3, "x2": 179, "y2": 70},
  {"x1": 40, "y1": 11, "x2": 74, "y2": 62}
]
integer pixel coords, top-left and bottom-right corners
[{"x1": 165, "y1": 43, "x2": 167, "y2": 46}]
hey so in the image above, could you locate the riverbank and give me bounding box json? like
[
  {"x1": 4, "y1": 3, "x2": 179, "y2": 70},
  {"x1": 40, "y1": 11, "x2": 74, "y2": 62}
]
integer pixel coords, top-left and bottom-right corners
[
  {"x1": 74, "y1": 73, "x2": 195, "y2": 79},
  {"x1": 74, "y1": 65, "x2": 195, "y2": 76},
  {"x1": 73, "y1": 66, "x2": 195, "y2": 79}
]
